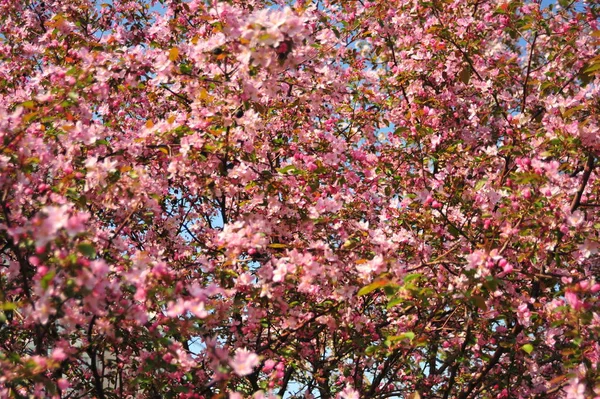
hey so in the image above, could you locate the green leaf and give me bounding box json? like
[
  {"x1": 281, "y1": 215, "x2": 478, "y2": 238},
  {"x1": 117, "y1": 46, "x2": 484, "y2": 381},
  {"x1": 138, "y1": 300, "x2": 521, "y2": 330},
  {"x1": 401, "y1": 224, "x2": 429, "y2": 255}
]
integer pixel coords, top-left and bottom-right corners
[
  {"x1": 277, "y1": 165, "x2": 300, "y2": 175},
  {"x1": 386, "y1": 297, "x2": 403, "y2": 309},
  {"x1": 180, "y1": 63, "x2": 193, "y2": 74},
  {"x1": 383, "y1": 285, "x2": 397, "y2": 296},
  {"x1": 522, "y1": 343, "x2": 534, "y2": 354},
  {"x1": 475, "y1": 178, "x2": 487, "y2": 191},
  {"x1": 458, "y1": 67, "x2": 471, "y2": 84},
  {"x1": 365, "y1": 345, "x2": 379, "y2": 355},
  {"x1": 483, "y1": 277, "x2": 498, "y2": 292},
  {"x1": 357, "y1": 278, "x2": 391, "y2": 296},
  {"x1": 40, "y1": 270, "x2": 56, "y2": 290},
  {"x1": 471, "y1": 295, "x2": 488, "y2": 311},
  {"x1": 267, "y1": 243, "x2": 288, "y2": 249},
  {"x1": 562, "y1": 105, "x2": 585, "y2": 118},
  {"x1": 77, "y1": 242, "x2": 96, "y2": 258},
  {"x1": 342, "y1": 238, "x2": 359, "y2": 249},
  {"x1": 96, "y1": 139, "x2": 111, "y2": 146},
  {"x1": 21, "y1": 100, "x2": 36, "y2": 109},
  {"x1": 0, "y1": 302, "x2": 18, "y2": 311},
  {"x1": 403, "y1": 273, "x2": 422, "y2": 283},
  {"x1": 388, "y1": 332, "x2": 415, "y2": 343},
  {"x1": 583, "y1": 62, "x2": 600, "y2": 75},
  {"x1": 447, "y1": 225, "x2": 460, "y2": 238}
]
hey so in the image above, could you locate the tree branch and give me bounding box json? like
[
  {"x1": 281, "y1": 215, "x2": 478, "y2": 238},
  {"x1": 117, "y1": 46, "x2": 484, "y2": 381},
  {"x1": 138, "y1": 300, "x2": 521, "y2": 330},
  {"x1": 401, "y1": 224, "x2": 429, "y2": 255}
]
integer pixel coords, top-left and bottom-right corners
[
  {"x1": 86, "y1": 316, "x2": 106, "y2": 399},
  {"x1": 457, "y1": 324, "x2": 523, "y2": 399},
  {"x1": 521, "y1": 32, "x2": 538, "y2": 113},
  {"x1": 570, "y1": 154, "x2": 594, "y2": 213}
]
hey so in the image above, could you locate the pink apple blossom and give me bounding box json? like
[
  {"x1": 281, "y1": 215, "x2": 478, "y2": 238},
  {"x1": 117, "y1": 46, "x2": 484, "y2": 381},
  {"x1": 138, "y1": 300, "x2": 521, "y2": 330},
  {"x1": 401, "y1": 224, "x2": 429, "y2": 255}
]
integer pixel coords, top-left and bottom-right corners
[{"x1": 230, "y1": 348, "x2": 260, "y2": 376}]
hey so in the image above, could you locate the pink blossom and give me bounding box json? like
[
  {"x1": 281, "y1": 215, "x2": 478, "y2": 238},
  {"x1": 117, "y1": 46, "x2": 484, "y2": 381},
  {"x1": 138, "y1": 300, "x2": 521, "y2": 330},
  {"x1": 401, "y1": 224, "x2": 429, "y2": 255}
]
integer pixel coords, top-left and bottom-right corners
[
  {"x1": 564, "y1": 378, "x2": 586, "y2": 399},
  {"x1": 51, "y1": 347, "x2": 68, "y2": 362},
  {"x1": 355, "y1": 255, "x2": 385, "y2": 279},
  {"x1": 188, "y1": 301, "x2": 208, "y2": 319},
  {"x1": 466, "y1": 250, "x2": 486, "y2": 271},
  {"x1": 565, "y1": 291, "x2": 584, "y2": 311},
  {"x1": 35, "y1": 205, "x2": 70, "y2": 246},
  {"x1": 230, "y1": 348, "x2": 260, "y2": 376},
  {"x1": 517, "y1": 303, "x2": 531, "y2": 327},
  {"x1": 65, "y1": 212, "x2": 90, "y2": 236},
  {"x1": 337, "y1": 385, "x2": 359, "y2": 399},
  {"x1": 262, "y1": 359, "x2": 276, "y2": 373}
]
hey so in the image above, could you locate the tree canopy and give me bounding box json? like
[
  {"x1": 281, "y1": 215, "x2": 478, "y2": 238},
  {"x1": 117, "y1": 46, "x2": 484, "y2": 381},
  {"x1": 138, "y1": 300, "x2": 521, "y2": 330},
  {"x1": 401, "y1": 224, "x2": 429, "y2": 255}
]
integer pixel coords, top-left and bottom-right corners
[{"x1": 1, "y1": 0, "x2": 600, "y2": 398}]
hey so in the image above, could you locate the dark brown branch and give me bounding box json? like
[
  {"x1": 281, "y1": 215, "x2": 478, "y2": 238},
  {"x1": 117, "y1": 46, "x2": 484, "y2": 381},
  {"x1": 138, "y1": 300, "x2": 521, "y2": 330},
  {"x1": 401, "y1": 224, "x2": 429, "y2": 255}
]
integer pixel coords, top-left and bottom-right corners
[
  {"x1": 570, "y1": 164, "x2": 584, "y2": 177},
  {"x1": 441, "y1": 322, "x2": 471, "y2": 399},
  {"x1": 107, "y1": 202, "x2": 140, "y2": 245},
  {"x1": 0, "y1": 192, "x2": 33, "y2": 301},
  {"x1": 441, "y1": 34, "x2": 509, "y2": 124},
  {"x1": 159, "y1": 84, "x2": 192, "y2": 107},
  {"x1": 86, "y1": 316, "x2": 105, "y2": 399},
  {"x1": 570, "y1": 154, "x2": 595, "y2": 213},
  {"x1": 522, "y1": 32, "x2": 538, "y2": 113},
  {"x1": 367, "y1": 348, "x2": 403, "y2": 397},
  {"x1": 457, "y1": 324, "x2": 523, "y2": 399},
  {"x1": 277, "y1": 367, "x2": 294, "y2": 397}
]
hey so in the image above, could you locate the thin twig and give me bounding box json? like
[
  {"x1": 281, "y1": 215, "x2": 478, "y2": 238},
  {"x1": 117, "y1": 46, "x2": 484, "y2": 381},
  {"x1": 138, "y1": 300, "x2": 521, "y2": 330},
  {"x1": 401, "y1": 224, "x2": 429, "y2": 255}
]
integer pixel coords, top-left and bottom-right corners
[{"x1": 522, "y1": 32, "x2": 538, "y2": 113}]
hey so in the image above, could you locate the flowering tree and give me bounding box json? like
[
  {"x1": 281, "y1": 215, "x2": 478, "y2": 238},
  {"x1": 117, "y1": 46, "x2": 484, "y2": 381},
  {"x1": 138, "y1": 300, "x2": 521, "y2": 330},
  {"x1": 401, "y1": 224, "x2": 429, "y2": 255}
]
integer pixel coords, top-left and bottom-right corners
[{"x1": 1, "y1": 0, "x2": 600, "y2": 397}]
